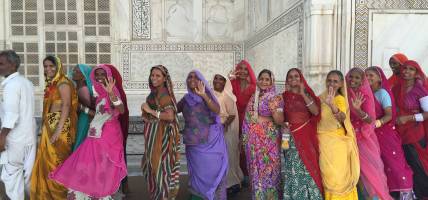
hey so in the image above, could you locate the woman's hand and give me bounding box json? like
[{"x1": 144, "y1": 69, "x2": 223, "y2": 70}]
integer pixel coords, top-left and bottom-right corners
[
  {"x1": 298, "y1": 82, "x2": 306, "y2": 96},
  {"x1": 396, "y1": 115, "x2": 412, "y2": 125},
  {"x1": 141, "y1": 103, "x2": 153, "y2": 114},
  {"x1": 50, "y1": 129, "x2": 61, "y2": 144},
  {"x1": 195, "y1": 81, "x2": 206, "y2": 97},
  {"x1": 351, "y1": 92, "x2": 365, "y2": 110},
  {"x1": 102, "y1": 77, "x2": 116, "y2": 94},
  {"x1": 325, "y1": 86, "x2": 335, "y2": 107}
]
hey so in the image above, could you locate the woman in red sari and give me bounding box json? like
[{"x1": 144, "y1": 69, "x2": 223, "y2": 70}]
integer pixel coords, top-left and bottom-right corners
[
  {"x1": 282, "y1": 68, "x2": 323, "y2": 199},
  {"x1": 388, "y1": 53, "x2": 408, "y2": 87},
  {"x1": 230, "y1": 60, "x2": 256, "y2": 179},
  {"x1": 392, "y1": 60, "x2": 428, "y2": 199}
]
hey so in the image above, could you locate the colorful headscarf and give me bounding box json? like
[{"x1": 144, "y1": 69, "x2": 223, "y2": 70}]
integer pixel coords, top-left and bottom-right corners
[
  {"x1": 391, "y1": 53, "x2": 408, "y2": 65},
  {"x1": 44, "y1": 56, "x2": 66, "y2": 88},
  {"x1": 283, "y1": 68, "x2": 321, "y2": 121},
  {"x1": 184, "y1": 70, "x2": 220, "y2": 123},
  {"x1": 69, "y1": 64, "x2": 94, "y2": 96},
  {"x1": 90, "y1": 64, "x2": 122, "y2": 115}
]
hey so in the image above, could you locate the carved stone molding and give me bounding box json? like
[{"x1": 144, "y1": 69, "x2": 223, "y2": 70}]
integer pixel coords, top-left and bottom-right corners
[
  {"x1": 244, "y1": 2, "x2": 304, "y2": 68},
  {"x1": 121, "y1": 43, "x2": 243, "y2": 90},
  {"x1": 132, "y1": 0, "x2": 151, "y2": 39},
  {"x1": 354, "y1": 0, "x2": 428, "y2": 68}
]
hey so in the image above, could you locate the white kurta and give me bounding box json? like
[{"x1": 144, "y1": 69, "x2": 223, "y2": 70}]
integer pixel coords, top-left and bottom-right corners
[{"x1": 0, "y1": 72, "x2": 37, "y2": 200}]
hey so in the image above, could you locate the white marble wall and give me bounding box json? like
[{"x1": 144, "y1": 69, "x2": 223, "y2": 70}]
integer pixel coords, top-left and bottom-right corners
[
  {"x1": 0, "y1": 0, "x2": 6, "y2": 50},
  {"x1": 370, "y1": 12, "x2": 428, "y2": 77}
]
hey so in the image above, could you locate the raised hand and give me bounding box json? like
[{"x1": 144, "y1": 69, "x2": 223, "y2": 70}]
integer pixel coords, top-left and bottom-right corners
[
  {"x1": 141, "y1": 103, "x2": 152, "y2": 114},
  {"x1": 195, "y1": 81, "x2": 206, "y2": 96},
  {"x1": 325, "y1": 86, "x2": 335, "y2": 107},
  {"x1": 101, "y1": 77, "x2": 116, "y2": 93},
  {"x1": 351, "y1": 92, "x2": 365, "y2": 110}
]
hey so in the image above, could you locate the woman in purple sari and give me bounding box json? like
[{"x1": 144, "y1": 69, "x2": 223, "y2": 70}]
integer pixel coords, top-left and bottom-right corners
[
  {"x1": 365, "y1": 66, "x2": 414, "y2": 199},
  {"x1": 177, "y1": 70, "x2": 228, "y2": 200}
]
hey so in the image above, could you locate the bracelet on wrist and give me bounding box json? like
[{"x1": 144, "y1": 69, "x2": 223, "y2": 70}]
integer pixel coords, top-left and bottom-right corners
[{"x1": 305, "y1": 100, "x2": 314, "y2": 107}]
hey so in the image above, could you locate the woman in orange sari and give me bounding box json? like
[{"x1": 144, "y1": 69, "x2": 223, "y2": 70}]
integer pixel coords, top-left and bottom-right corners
[{"x1": 30, "y1": 56, "x2": 78, "y2": 199}]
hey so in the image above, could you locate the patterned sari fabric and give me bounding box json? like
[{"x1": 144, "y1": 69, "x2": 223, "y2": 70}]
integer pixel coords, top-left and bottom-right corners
[
  {"x1": 49, "y1": 64, "x2": 127, "y2": 198},
  {"x1": 317, "y1": 77, "x2": 360, "y2": 200},
  {"x1": 142, "y1": 65, "x2": 181, "y2": 200},
  {"x1": 178, "y1": 70, "x2": 228, "y2": 200},
  {"x1": 242, "y1": 82, "x2": 283, "y2": 200},
  {"x1": 366, "y1": 66, "x2": 414, "y2": 193},
  {"x1": 346, "y1": 68, "x2": 392, "y2": 200},
  {"x1": 213, "y1": 73, "x2": 244, "y2": 188},
  {"x1": 30, "y1": 56, "x2": 78, "y2": 200},
  {"x1": 70, "y1": 64, "x2": 93, "y2": 151},
  {"x1": 282, "y1": 68, "x2": 323, "y2": 199},
  {"x1": 231, "y1": 60, "x2": 257, "y2": 176},
  {"x1": 393, "y1": 60, "x2": 428, "y2": 199}
]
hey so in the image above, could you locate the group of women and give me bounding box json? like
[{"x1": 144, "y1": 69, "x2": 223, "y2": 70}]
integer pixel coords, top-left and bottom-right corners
[
  {"x1": 25, "y1": 53, "x2": 428, "y2": 200},
  {"x1": 140, "y1": 55, "x2": 428, "y2": 200},
  {"x1": 29, "y1": 55, "x2": 129, "y2": 199}
]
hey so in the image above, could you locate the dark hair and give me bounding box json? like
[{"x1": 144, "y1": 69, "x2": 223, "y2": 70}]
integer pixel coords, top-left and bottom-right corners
[
  {"x1": 149, "y1": 65, "x2": 167, "y2": 87},
  {"x1": 365, "y1": 66, "x2": 380, "y2": 75},
  {"x1": 43, "y1": 55, "x2": 58, "y2": 67},
  {"x1": 327, "y1": 70, "x2": 344, "y2": 81},
  {"x1": 0, "y1": 50, "x2": 21, "y2": 70},
  {"x1": 258, "y1": 69, "x2": 273, "y2": 79}
]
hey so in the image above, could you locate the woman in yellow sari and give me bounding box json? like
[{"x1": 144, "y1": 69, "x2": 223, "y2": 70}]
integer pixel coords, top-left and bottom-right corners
[
  {"x1": 30, "y1": 56, "x2": 78, "y2": 200},
  {"x1": 317, "y1": 70, "x2": 360, "y2": 200}
]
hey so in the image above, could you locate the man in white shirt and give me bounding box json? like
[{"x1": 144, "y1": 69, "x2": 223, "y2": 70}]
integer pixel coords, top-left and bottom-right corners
[{"x1": 0, "y1": 50, "x2": 37, "y2": 200}]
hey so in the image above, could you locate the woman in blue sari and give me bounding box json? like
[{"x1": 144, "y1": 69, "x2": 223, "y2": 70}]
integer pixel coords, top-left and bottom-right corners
[{"x1": 70, "y1": 64, "x2": 94, "y2": 151}]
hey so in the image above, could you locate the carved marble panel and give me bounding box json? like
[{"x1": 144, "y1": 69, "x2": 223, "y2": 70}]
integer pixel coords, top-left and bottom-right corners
[
  {"x1": 132, "y1": 0, "x2": 151, "y2": 39},
  {"x1": 205, "y1": 0, "x2": 234, "y2": 41},
  {"x1": 121, "y1": 43, "x2": 243, "y2": 91},
  {"x1": 165, "y1": 0, "x2": 197, "y2": 41},
  {"x1": 354, "y1": 0, "x2": 428, "y2": 68}
]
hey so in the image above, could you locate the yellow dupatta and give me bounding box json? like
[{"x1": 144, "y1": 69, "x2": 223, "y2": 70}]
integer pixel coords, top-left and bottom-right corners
[
  {"x1": 317, "y1": 80, "x2": 360, "y2": 196},
  {"x1": 30, "y1": 56, "x2": 78, "y2": 200}
]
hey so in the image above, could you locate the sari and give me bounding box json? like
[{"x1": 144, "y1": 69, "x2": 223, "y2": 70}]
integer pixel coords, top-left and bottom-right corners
[
  {"x1": 393, "y1": 60, "x2": 428, "y2": 199},
  {"x1": 30, "y1": 56, "x2": 78, "y2": 200},
  {"x1": 71, "y1": 64, "x2": 93, "y2": 151},
  {"x1": 317, "y1": 75, "x2": 360, "y2": 200},
  {"x1": 49, "y1": 64, "x2": 127, "y2": 198},
  {"x1": 231, "y1": 60, "x2": 257, "y2": 176},
  {"x1": 282, "y1": 68, "x2": 323, "y2": 199},
  {"x1": 346, "y1": 68, "x2": 392, "y2": 200},
  {"x1": 213, "y1": 73, "x2": 244, "y2": 188},
  {"x1": 177, "y1": 70, "x2": 228, "y2": 200},
  {"x1": 366, "y1": 66, "x2": 413, "y2": 193},
  {"x1": 242, "y1": 74, "x2": 283, "y2": 200},
  {"x1": 388, "y1": 53, "x2": 408, "y2": 87},
  {"x1": 142, "y1": 65, "x2": 181, "y2": 199}
]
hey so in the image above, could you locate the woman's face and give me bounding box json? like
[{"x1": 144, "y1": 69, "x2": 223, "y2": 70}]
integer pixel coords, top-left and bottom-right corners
[
  {"x1": 326, "y1": 73, "x2": 343, "y2": 92},
  {"x1": 213, "y1": 74, "x2": 226, "y2": 92},
  {"x1": 286, "y1": 69, "x2": 301, "y2": 87},
  {"x1": 258, "y1": 72, "x2": 272, "y2": 90},
  {"x1": 72, "y1": 65, "x2": 84, "y2": 81},
  {"x1": 236, "y1": 63, "x2": 249, "y2": 80},
  {"x1": 389, "y1": 57, "x2": 401, "y2": 75},
  {"x1": 94, "y1": 68, "x2": 107, "y2": 86},
  {"x1": 150, "y1": 68, "x2": 166, "y2": 88},
  {"x1": 401, "y1": 64, "x2": 418, "y2": 81},
  {"x1": 43, "y1": 59, "x2": 57, "y2": 79},
  {"x1": 365, "y1": 69, "x2": 381, "y2": 87},
  {"x1": 187, "y1": 72, "x2": 200, "y2": 90},
  {"x1": 347, "y1": 70, "x2": 363, "y2": 89}
]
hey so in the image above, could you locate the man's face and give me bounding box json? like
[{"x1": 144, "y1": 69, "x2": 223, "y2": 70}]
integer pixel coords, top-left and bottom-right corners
[{"x1": 0, "y1": 56, "x2": 15, "y2": 77}]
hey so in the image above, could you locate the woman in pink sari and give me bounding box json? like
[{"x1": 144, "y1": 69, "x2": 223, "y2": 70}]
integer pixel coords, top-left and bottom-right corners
[
  {"x1": 392, "y1": 60, "x2": 428, "y2": 199},
  {"x1": 346, "y1": 67, "x2": 392, "y2": 200},
  {"x1": 49, "y1": 64, "x2": 127, "y2": 199},
  {"x1": 365, "y1": 66, "x2": 414, "y2": 199}
]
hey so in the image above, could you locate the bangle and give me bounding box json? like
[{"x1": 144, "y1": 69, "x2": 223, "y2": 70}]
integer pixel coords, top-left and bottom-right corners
[
  {"x1": 362, "y1": 112, "x2": 369, "y2": 120},
  {"x1": 305, "y1": 100, "x2": 314, "y2": 107},
  {"x1": 112, "y1": 99, "x2": 122, "y2": 106},
  {"x1": 375, "y1": 119, "x2": 382, "y2": 128},
  {"x1": 156, "y1": 111, "x2": 161, "y2": 119},
  {"x1": 414, "y1": 113, "x2": 424, "y2": 122},
  {"x1": 84, "y1": 107, "x2": 89, "y2": 114},
  {"x1": 276, "y1": 108, "x2": 283, "y2": 112}
]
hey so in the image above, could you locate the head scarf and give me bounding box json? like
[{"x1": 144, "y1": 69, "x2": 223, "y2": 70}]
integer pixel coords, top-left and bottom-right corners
[
  {"x1": 391, "y1": 53, "x2": 408, "y2": 65},
  {"x1": 90, "y1": 64, "x2": 122, "y2": 115},
  {"x1": 149, "y1": 65, "x2": 178, "y2": 108},
  {"x1": 44, "y1": 56, "x2": 66, "y2": 88},
  {"x1": 346, "y1": 67, "x2": 376, "y2": 125},
  {"x1": 214, "y1": 72, "x2": 236, "y2": 102},
  {"x1": 365, "y1": 66, "x2": 397, "y2": 122},
  {"x1": 69, "y1": 64, "x2": 94, "y2": 96},
  {"x1": 184, "y1": 70, "x2": 220, "y2": 123},
  {"x1": 283, "y1": 68, "x2": 321, "y2": 121},
  {"x1": 231, "y1": 60, "x2": 257, "y2": 113}
]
